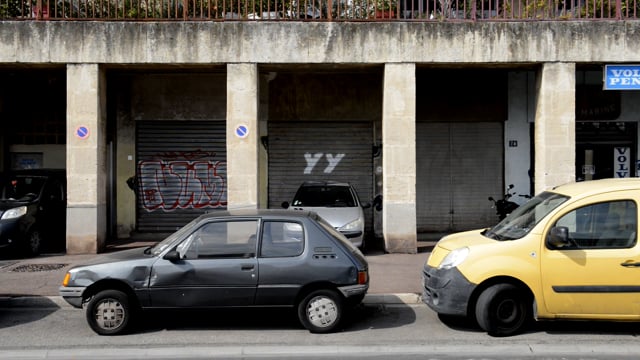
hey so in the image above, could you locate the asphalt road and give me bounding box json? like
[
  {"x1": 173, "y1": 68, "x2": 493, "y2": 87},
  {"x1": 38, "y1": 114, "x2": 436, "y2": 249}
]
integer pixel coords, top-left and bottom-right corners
[{"x1": 3, "y1": 301, "x2": 640, "y2": 359}]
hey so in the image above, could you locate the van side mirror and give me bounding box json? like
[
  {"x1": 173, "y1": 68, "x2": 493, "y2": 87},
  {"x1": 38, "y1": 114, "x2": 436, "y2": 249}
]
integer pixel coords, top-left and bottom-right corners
[
  {"x1": 281, "y1": 201, "x2": 290, "y2": 209},
  {"x1": 547, "y1": 226, "x2": 570, "y2": 248}
]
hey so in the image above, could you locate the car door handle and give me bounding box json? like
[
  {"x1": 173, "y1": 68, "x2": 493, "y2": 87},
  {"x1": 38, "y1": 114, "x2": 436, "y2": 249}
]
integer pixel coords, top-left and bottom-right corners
[
  {"x1": 241, "y1": 264, "x2": 255, "y2": 271},
  {"x1": 620, "y1": 261, "x2": 640, "y2": 267}
]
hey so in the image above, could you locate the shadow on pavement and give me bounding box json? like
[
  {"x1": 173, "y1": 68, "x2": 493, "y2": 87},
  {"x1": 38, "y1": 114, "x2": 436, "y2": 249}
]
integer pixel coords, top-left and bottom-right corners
[
  {"x1": 131, "y1": 302, "x2": 416, "y2": 334},
  {"x1": 0, "y1": 296, "x2": 60, "y2": 330}
]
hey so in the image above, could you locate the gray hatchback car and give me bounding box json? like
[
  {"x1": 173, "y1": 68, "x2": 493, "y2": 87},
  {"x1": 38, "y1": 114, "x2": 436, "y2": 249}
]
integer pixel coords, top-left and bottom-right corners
[{"x1": 60, "y1": 209, "x2": 369, "y2": 335}]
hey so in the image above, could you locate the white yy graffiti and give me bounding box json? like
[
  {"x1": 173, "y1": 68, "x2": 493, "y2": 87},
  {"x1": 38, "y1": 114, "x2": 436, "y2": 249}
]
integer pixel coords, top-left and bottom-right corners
[{"x1": 304, "y1": 153, "x2": 345, "y2": 174}]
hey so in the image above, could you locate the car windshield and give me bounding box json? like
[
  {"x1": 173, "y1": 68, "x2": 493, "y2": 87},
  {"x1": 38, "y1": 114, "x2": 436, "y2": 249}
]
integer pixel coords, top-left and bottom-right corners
[
  {"x1": 483, "y1": 191, "x2": 569, "y2": 241},
  {"x1": 0, "y1": 176, "x2": 46, "y2": 201},
  {"x1": 292, "y1": 185, "x2": 356, "y2": 207},
  {"x1": 148, "y1": 216, "x2": 204, "y2": 256}
]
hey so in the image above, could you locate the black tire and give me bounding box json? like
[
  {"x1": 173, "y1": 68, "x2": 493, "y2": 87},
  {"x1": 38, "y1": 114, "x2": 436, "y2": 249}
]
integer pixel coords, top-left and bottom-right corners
[
  {"x1": 23, "y1": 229, "x2": 41, "y2": 256},
  {"x1": 475, "y1": 283, "x2": 531, "y2": 337},
  {"x1": 85, "y1": 290, "x2": 134, "y2": 335},
  {"x1": 297, "y1": 289, "x2": 343, "y2": 333}
]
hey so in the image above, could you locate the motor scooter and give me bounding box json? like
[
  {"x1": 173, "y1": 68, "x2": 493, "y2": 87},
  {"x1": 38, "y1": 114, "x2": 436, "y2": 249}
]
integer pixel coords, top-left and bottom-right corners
[{"x1": 488, "y1": 184, "x2": 520, "y2": 220}]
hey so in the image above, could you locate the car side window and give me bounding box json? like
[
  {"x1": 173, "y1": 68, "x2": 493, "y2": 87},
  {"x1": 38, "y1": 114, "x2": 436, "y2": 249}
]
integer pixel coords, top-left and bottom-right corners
[
  {"x1": 551, "y1": 200, "x2": 637, "y2": 249},
  {"x1": 260, "y1": 221, "x2": 304, "y2": 258},
  {"x1": 180, "y1": 220, "x2": 258, "y2": 259}
]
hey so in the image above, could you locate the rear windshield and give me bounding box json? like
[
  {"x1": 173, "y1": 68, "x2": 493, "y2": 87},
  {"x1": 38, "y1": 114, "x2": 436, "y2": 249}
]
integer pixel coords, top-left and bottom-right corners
[{"x1": 292, "y1": 185, "x2": 356, "y2": 207}]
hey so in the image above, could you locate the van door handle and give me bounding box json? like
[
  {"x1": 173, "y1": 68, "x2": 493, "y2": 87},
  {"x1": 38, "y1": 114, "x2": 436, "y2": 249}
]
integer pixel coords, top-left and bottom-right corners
[
  {"x1": 241, "y1": 264, "x2": 255, "y2": 271},
  {"x1": 620, "y1": 261, "x2": 640, "y2": 267}
]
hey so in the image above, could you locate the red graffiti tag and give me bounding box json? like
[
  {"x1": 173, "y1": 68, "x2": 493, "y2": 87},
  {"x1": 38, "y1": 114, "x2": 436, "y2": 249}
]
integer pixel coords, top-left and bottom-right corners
[{"x1": 138, "y1": 160, "x2": 227, "y2": 211}]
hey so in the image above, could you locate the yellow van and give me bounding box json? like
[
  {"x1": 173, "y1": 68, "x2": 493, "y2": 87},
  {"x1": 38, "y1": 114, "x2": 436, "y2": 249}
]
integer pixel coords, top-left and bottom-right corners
[{"x1": 422, "y1": 178, "x2": 640, "y2": 336}]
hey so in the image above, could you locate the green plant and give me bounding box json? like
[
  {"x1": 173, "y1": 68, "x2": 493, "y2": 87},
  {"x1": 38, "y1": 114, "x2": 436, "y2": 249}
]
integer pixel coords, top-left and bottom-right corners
[{"x1": 375, "y1": 0, "x2": 395, "y2": 11}]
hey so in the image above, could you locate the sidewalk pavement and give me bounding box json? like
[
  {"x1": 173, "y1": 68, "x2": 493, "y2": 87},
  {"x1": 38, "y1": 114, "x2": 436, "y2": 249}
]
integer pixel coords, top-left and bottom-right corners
[{"x1": 0, "y1": 240, "x2": 435, "y2": 307}]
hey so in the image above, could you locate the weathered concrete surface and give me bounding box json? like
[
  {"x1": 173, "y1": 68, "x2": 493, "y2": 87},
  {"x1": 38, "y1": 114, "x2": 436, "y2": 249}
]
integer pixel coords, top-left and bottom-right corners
[{"x1": 1, "y1": 21, "x2": 639, "y2": 64}]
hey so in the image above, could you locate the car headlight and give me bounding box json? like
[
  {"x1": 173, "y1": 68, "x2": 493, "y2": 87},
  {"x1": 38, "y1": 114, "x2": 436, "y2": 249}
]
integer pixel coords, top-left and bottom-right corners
[
  {"x1": 1, "y1": 206, "x2": 27, "y2": 220},
  {"x1": 438, "y1": 247, "x2": 469, "y2": 270},
  {"x1": 339, "y1": 218, "x2": 363, "y2": 232}
]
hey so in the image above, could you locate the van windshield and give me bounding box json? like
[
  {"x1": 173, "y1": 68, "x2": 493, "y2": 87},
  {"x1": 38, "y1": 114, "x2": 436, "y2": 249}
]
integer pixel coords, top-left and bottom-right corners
[{"x1": 483, "y1": 192, "x2": 569, "y2": 241}]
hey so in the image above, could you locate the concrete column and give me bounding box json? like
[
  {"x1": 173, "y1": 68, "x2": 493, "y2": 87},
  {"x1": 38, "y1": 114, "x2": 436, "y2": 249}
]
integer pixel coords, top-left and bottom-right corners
[
  {"x1": 66, "y1": 64, "x2": 107, "y2": 254},
  {"x1": 534, "y1": 63, "x2": 576, "y2": 194},
  {"x1": 226, "y1": 63, "x2": 259, "y2": 209},
  {"x1": 382, "y1": 63, "x2": 417, "y2": 254}
]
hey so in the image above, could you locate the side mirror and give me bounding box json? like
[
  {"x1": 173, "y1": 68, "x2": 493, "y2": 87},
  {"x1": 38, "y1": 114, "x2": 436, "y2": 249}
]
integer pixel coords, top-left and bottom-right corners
[
  {"x1": 281, "y1": 201, "x2": 290, "y2": 209},
  {"x1": 163, "y1": 250, "x2": 181, "y2": 262},
  {"x1": 488, "y1": 196, "x2": 495, "y2": 201},
  {"x1": 547, "y1": 226, "x2": 570, "y2": 248},
  {"x1": 361, "y1": 201, "x2": 372, "y2": 209}
]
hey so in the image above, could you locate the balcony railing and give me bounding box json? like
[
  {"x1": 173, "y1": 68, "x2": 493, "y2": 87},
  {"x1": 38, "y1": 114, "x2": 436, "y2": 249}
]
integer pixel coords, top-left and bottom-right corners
[{"x1": 1, "y1": 0, "x2": 637, "y2": 20}]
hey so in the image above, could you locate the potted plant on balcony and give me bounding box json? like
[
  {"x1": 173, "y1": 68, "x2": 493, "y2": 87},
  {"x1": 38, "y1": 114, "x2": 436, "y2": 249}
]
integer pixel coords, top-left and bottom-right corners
[{"x1": 374, "y1": 0, "x2": 396, "y2": 18}]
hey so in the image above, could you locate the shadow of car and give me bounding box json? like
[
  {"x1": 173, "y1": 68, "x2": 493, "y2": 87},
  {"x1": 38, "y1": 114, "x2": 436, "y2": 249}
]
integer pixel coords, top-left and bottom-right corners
[
  {"x1": 60, "y1": 209, "x2": 369, "y2": 335},
  {"x1": 0, "y1": 169, "x2": 66, "y2": 256}
]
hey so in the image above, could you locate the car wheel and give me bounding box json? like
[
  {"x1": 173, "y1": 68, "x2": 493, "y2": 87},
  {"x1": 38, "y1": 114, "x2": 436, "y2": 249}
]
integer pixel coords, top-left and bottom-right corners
[
  {"x1": 23, "y1": 229, "x2": 41, "y2": 256},
  {"x1": 475, "y1": 283, "x2": 531, "y2": 337},
  {"x1": 297, "y1": 289, "x2": 343, "y2": 333},
  {"x1": 86, "y1": 290, "x2": 134, "y2": 335}
]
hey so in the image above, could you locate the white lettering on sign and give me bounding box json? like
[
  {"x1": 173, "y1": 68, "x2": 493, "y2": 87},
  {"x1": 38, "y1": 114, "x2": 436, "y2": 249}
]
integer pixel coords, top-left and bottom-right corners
[
  {"x1": 614, "y1": 147, "x2": 630, "y2": 178},
  {"x1": 324, "y1": 154, "x2": 345, "y2": 173},
  {"x1": 304, "y1": 152, "x2": 345, "y2": 174},
  {"x1": 304, "y1": 153, "x2": 324, "y2": 174},
  {"x1": 605, "y1": 65, "x2": 640, "y2": 90}
]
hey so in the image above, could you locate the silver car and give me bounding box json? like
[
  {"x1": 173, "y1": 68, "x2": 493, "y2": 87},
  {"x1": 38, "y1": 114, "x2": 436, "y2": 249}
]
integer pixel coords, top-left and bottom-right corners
[
  {"x1": 282, "y1": 181, "x2": 369, "y2": 248},
  {"x1": 59, "y1": 209, "x2": 369, "y2": 335}
]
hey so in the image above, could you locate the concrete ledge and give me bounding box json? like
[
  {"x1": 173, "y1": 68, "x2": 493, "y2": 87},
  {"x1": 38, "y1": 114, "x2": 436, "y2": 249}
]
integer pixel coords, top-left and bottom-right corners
[{"x1": 363, "y1": 293, "x2": 422, "y2": 305}]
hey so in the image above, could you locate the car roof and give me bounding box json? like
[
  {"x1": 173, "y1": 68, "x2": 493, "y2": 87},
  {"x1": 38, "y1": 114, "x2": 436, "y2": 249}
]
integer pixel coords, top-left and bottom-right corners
[
  {"x1": 549, "y1": 178, "x2": 640, "y2": 198},
  {"x1": 198, "y1": 208, "x2": 317, "y2": 221},
  {"x1": 299, "y1": 180, "x2": 352, "y2": 187}
]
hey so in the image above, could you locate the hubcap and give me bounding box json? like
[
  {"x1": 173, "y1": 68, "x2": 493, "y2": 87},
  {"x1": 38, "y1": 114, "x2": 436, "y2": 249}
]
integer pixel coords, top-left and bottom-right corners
[
  {"x1": 306, "y1": 296, "x2": 338, "y2": 328},
  {"x1": 94, "y1": 299, "x2": 125, "y2": 330},
  {"x1": 496, "y1": 299, "x2": 518, "y2": 324}
]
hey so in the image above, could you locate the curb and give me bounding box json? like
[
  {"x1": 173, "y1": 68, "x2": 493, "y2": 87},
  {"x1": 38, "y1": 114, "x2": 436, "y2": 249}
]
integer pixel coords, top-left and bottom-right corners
[{"x1": 0, "y1": 293, "x2": 423, "y2": 309}]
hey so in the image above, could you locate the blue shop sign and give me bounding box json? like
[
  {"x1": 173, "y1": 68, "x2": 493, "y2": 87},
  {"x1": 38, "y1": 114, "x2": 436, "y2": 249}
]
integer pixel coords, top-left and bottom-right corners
[{"x1": 604, "y1": 65, "x2": 640, "y2": 90}]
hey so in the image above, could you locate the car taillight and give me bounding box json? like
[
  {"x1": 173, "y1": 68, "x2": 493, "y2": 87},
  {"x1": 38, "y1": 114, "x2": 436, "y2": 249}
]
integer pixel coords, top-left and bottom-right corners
[
  {"x1": 357, "y1": 271, "x2": 368, "y2": 285},
  {"x1": 62, "y1": 272, "x2": 71, "y2": 287}
]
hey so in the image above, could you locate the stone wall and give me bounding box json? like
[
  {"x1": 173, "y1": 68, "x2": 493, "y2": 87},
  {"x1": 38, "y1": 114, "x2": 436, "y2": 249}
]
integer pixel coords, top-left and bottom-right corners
[{"x1": 1, "y1": 21, "x2": 639, "y2": 64}]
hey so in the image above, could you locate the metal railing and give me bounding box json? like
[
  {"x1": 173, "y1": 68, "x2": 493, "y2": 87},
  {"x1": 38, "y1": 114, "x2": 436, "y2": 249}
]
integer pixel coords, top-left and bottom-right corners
[{"x1": 1, "y1": 0, "x2": 637, "y2": 20}]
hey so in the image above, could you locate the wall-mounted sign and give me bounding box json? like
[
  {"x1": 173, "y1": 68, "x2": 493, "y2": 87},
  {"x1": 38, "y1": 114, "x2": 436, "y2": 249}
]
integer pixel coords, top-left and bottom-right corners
[
  {"x1": 75, "y1": 125, "x2": 90, "y2": 139},
  {"x1": 614, "y1": 147, "x2": 631, "y2": 178},
  {"x1": 235, "y1": 124, "x2": 249, "y2": 139},
  {"x1": 604, "y1": 65, "x2": 640, "y2": 90}
]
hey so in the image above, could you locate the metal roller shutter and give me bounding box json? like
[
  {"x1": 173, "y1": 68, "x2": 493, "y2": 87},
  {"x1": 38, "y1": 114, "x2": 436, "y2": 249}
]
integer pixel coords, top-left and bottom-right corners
[
  {"x1": 135, "y1": 121, "x2": 227, "y2": 232},
  {"x1": 268, "y1": 121, "x2": 374, "y2": 232},
  {"x1": 417, "y1": 122, "x2": 503, "y2": 232}
]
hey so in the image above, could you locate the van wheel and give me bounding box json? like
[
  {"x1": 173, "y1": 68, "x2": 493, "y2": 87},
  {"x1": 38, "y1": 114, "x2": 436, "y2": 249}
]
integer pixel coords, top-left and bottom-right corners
[
  {"x1": 86, "y1": 290, "x2": 134, "y2": 335},
  {"x1": 297, "y1": 289, "x2": 343, "y2": 333},
  {"x1": 475, "y1": 283, "x2": 531, "y2": 337}
]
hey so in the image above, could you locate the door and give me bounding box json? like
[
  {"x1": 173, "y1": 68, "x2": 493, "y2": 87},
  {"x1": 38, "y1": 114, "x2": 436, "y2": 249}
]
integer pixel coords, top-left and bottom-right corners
[
  {"x1": 541, "y1": 194, "x2": 640, "y2": 317},
  {"x1": 135, "y1": 121, "x2": 227, "y2": 232},
  {"x1": 148, "y1": 219, "x2": 259, "y2": 307},
  {"x1": 416, "y1": 122, "x2": 503, "y2": 232}
]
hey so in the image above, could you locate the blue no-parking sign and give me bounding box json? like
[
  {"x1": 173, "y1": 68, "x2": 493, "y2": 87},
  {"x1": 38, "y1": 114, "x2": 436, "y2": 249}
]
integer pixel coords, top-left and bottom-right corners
[
  {"x1": 235, "y1": 124, "x2": 249, "y2": 138},
  {"x1": 75, "y1": 125, "x2": 90, "y2": 139}
]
